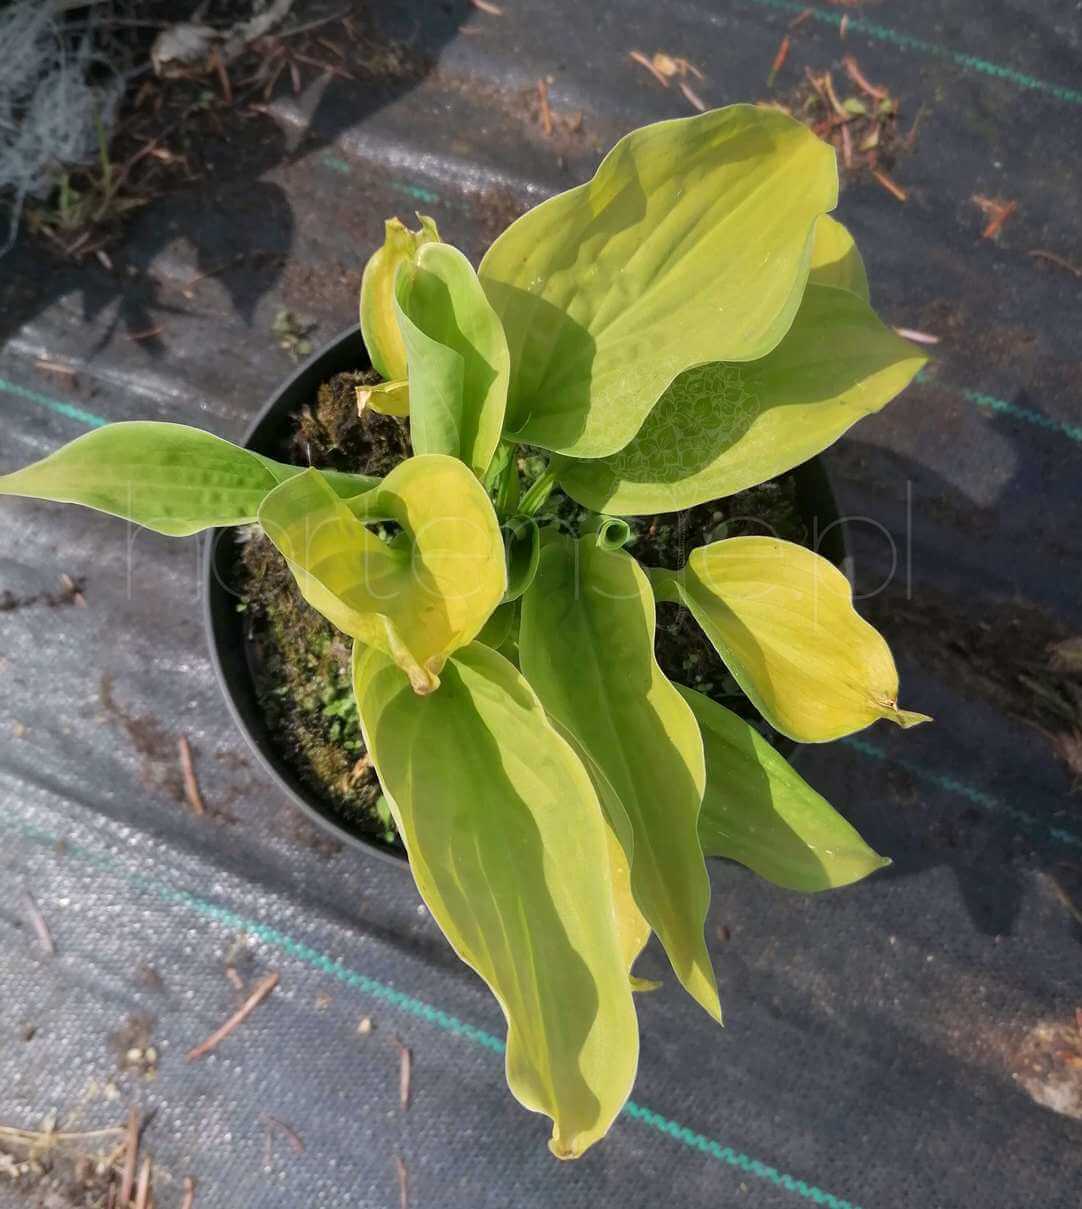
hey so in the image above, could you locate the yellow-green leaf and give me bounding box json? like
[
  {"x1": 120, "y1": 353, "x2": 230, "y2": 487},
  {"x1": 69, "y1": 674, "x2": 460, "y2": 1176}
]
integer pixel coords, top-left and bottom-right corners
[
  {"x1": 680, "y1": 686, "x2": 890, "y2": 891},
  {"x1": 653, "y1": 537, "x2": 930, "y2": 742},
  {"x1": 809, "y1": 214, "x2": 870, "y2": 301},
  {"x1": 520, "y1": 535, "x2": 721, "y2": 1022},
  {"x1": 353, "y1": 642, "x2": 639, "y2": 1158},
  {"x1": 479, "y1": 104, "x2": 837, "y2": 458},
  {"x1": 357, "y1": 379, "x2": 410, "y2": 418},
  {"x1": 604, "y1": 824, "x2": 658, "y2": 991},
  {"x1": 394, "y1": 242, "x2": 509, "y2": 477},
  {"x1": 501, "y1": 515, "x2": 541, "y2": 603},
  {"x1": 558, "y1": 284, "x2": 925, "y2": 514},
  {"x1": 0, "y1": 421, "x2": 376, "y2": 536},
  {"x1": 259, "y1": 456, "x2": 505, "y2": 693},
  {"x1": 359, "y1": 213, "x2": 440, "y2": 390}
]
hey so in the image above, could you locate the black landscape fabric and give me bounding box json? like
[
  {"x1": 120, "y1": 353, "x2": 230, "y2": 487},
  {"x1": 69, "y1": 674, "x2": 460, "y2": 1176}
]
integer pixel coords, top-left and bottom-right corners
[{"x1": 1, "y1": 2, "x2": 1081, "y2": 1206}]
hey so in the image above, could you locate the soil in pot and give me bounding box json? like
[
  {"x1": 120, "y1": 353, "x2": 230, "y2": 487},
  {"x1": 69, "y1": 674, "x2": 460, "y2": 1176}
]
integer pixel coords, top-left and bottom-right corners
[{"x1": 236, "y1": 369, "x2": 814, "y2": 849}]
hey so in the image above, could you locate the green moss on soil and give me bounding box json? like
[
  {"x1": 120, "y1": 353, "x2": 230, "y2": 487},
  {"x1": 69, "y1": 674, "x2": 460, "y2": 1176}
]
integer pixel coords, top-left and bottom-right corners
[{"x1": 238, "y1": 372, "x2": 817, "y2": 846}]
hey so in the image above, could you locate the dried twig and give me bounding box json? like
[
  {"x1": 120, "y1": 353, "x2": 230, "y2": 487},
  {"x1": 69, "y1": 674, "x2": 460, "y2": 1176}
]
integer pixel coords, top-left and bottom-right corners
[
  {"x1": 679, "y1": 81, "x2": 706, "y2": 112},
  {"x1": 789, "y1": 7, "x2": 814, "y2": 29},
  {"x1": 120, "y1": 1107, "x2": 139, "y2": 1205},
  {"x1": 211, "y1": 46, "x2": 233, "y2": 104},
  {"x1": 839, "y1": 13, "x2": 848, "y2": 38},
  {"x1": 894, "y1": 327, "x2": 940, "y2": 345},
  {"x1": 178, "y1": 736, "x2": 206, "y2": 816},
  {"x1": 629, "y1": 50, "x2": 670, "y2": 88},
  {"x1": 841, "y1": 55, "x2": 887, "y2": 100},
  {"x1": 1028, "y1": 249, "x2": 1082, "y2": 278},
  {"x1": 768, "y1": 34, "x2": 790, "y2": 86},
  {"x1": 872, "y1": 169, "x2": 907, "y2": 202},
  {"x1": 391, "y1": 1036, "x2": 412, "y2": 1110},
  {"x1": 536, "y1": 80, "x2": 553, "y2": 137},
  {"x1": 470, "y1": 0, "x2": 503, "y2": 12},
  {"x1": 395, "y1": 1155, "x2": 409, "y2": 1209},
  {"x1": 134, "y1": 1156, "x2": 152, "y2": 1209},
  {"x1": 21, "y1": 890, "x2": 55, "y2": 956},
  {"x1": 278, "y1": 7, "x2": 351, "y2": 36},
  {"x1": 178, "y1": 257, "x2": 239, "y2": 299},
  {"x1": 186, "y1": 971, "x2": 279, "y2": 1061},
  {"x1": 124, "y1": 326, "x2": 163, "y2": 343},
  {"x1": 972, "y1": 195, "x2": 1017, "y2": 240},
  {"x1": 34, "y1": 359, "x2": 77, "y2": 376},
  {"x1": 262, "y1": 1114, "x2": 305, "y2": 1154},
  {"x1": 180, "y1": 1176, "x2": 196, "y2": 1209}
]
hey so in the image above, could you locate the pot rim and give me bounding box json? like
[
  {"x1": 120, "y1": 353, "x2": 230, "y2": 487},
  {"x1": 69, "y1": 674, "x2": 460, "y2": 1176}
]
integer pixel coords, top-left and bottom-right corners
[{"x1": 203, "y1": 324, "x2": 851, "y2": 868}]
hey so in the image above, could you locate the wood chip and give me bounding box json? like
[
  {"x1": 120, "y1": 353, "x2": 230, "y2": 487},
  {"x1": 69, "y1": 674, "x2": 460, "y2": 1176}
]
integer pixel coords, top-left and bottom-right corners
[
  {"x1": 679, "y1": 81, "x2": 706, "y2": 112},
  {"x1": 839, "y1": 12, "x2": 848, "y2": 38},
  {"x1": 629, "y1": 50, "x2": 670, "y2": 88},
  {"x1": 470, "y1": 0, "x2": 503, "y2": 11},
  {"x1": 178, "y1": 736, "x2": 206, "y2": 816},
  {"x1": 21, "y1": 890, "x2": 54, "y2": 956},
  {"x1": 119, "y1": 1107, "x2": 139, "y2": 1205},
  {"x1": 395, "y1": 1155, "x2": 409, "y2": 1209},
  {"x1": 124, "y1": 326, "x2": 163, "y2": 343},
  {"x1": 872, "y1": 169, "x2": 908, "y2": 202},
  {"x1": 1028, "y1": 249, "x2": 1082, "y2": 278},
  {"x1": 186, "y1": 971, "x2": 279, "y2": 1061},
  {"x1": 180, "y1": 1176, "x2": 195, "y2": 1209}
]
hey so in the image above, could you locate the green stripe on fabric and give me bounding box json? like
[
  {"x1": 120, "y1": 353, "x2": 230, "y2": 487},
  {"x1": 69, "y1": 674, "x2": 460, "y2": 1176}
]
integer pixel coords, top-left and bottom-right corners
[
  {"x1": 4, "y1": 811, "x2": 861, "y2": 1209},
  {"x1": 739, "y1": 0, "x2": 1082, "y2": 105},
  {"x1": 843, "y1": 737, "x2": 1082, "y2": 850},
  {"x1": 0, "y1": 376, "x2": 108, "y2": 428}
]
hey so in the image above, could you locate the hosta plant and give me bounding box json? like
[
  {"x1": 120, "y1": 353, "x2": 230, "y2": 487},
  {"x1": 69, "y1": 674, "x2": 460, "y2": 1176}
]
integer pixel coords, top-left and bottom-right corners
[{"x1": 1, "y1": 105, "x2": 930, "y2": 1158}]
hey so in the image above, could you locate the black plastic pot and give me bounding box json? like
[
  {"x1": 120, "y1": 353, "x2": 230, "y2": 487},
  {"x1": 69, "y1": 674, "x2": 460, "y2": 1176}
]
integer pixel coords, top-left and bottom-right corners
[{"x1": 204, "y1": 325, "x2": 850, "y2": 867}]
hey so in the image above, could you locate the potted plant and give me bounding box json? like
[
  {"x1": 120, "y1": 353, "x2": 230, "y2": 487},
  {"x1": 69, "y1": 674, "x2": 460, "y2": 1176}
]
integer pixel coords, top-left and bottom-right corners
[{"x1": 0, "y1": 104, "x2": 929, "y2": 1158}]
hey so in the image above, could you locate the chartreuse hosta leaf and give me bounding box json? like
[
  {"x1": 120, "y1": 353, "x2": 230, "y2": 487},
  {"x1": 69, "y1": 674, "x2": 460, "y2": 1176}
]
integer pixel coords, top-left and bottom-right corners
[
  {"x1": 259, "y1": 456, "x2": 504, "y2": 694},
  {"x1": 358, "y1": 214, "x2": 440, "y2": 414},
  {"x1": 652, "y1": 537, "x2": 931, "y2": 743},
  {"x1": 605, "y1": 825, "x2": 659, "y2": 993},
  {"x1": 809, "y1": 214, "x2": 870, "y2": 301},
  {"x1": 501, "y1": 516, "x2": 541, "y2": 603},
  {"x1": 680, "y1": 686, "x2": 889, "y2": 891},
  {"x1": 559, "y1": 284, "x2": 926, "y2": 515},
  {"x1": 479, "y1": 104, "x2": 837, "y2": 459},
  {"x1": 394, "y1": 242, "x2": 509, "y2": 478},
  {"x1": 0, "y1": 421, "x2": 376, "y2": 536},
  {"x1": 353, "y1": 642, "x2": 638, "y2": 1158},
  {"x1": 520, "y1": 534, "x2": 721, "y2": 1022}
]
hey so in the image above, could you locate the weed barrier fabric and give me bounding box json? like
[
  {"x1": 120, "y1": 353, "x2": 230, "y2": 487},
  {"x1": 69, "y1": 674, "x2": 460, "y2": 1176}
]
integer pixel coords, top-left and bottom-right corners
[{"x1": 1, "y1": 1, "x2": 1081, "y2": 1205}]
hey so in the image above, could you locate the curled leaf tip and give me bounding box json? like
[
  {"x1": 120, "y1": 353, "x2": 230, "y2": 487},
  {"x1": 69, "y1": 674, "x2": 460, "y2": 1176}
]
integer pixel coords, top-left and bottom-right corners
[
  {"x1": 548, "y1": 1133, "x2": 588, "y2": 1162},
  {"x1": 630, "y1": 976, "x2": 662, "y2": 994},
  {"x1": 357, "y1": 380, "x2": 410, "y2": 418},
  {"x1": 888, "y1": 706, "x2": 933, "y2": 729},
  {"x1": 408, "y1": 664, "x2": 441, "y2": 696}
]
